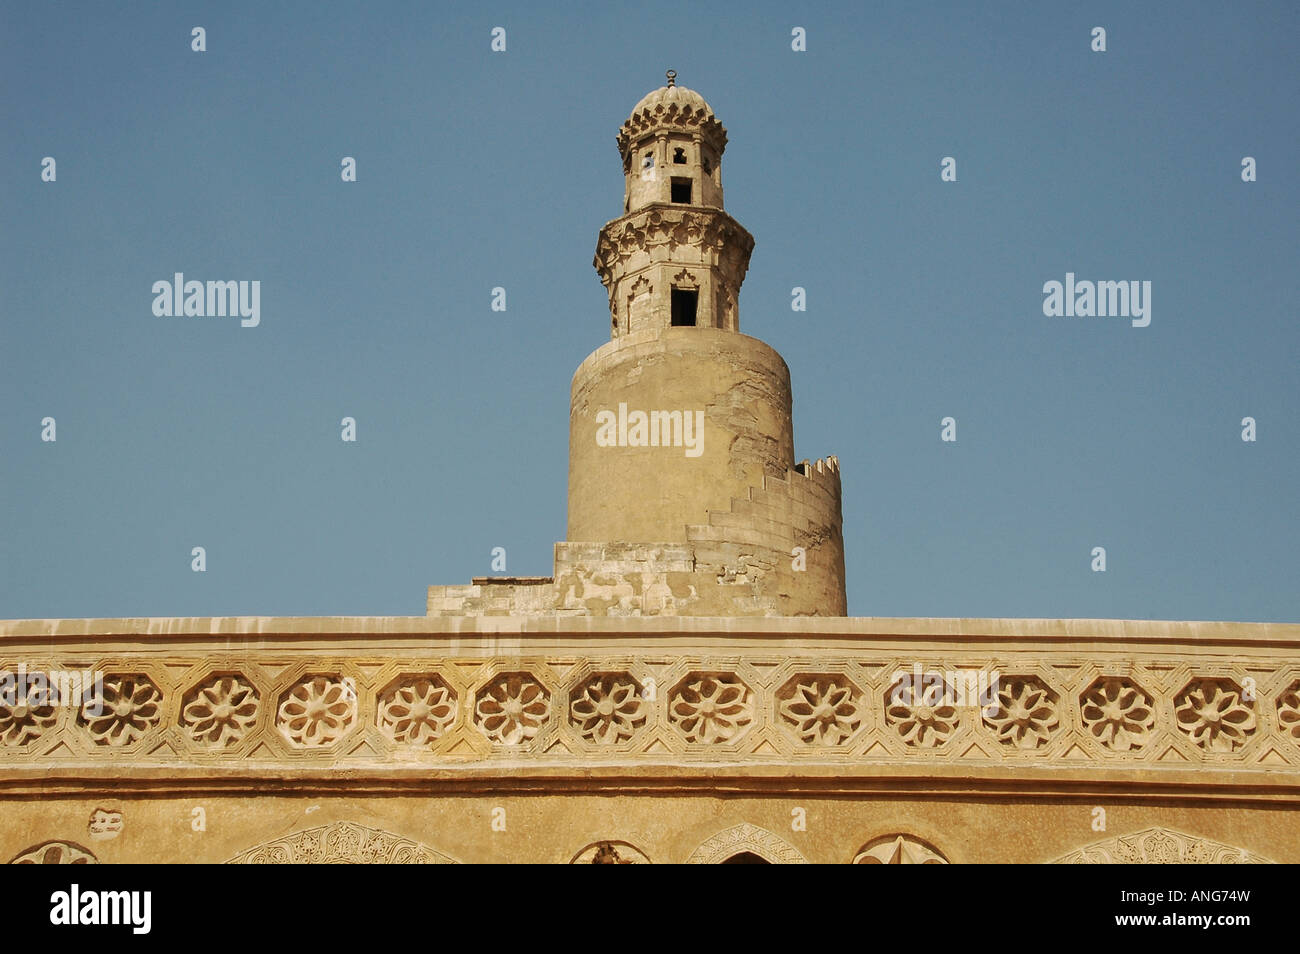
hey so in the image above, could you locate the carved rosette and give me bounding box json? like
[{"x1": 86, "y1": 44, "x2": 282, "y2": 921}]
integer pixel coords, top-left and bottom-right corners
[
  {"x1": 0, "y1": 681, "x2": 59, "y2": 746},
  {"x1": 982, "y1": 676, "x2": 1059, "y2": 750},
  {"x1": 181, "y1": 674, "x2": 259, "y2": 748},
  {"x1": 884, "y1": 673, "x2": 961, "y2": 748},
  {"x1": 276, "y1": 675, "x2": 357, "y2": 748},
  {"x1": 1079, "y1": 677, "x2": 1156, "y2": 752},
  {"x1": 475, "y1": 672, "x2": 550, "y2": 746},
  {"x1": 777, "y1": 675, "x2": 862, "y2": 746},
  {"x1": 378, "y1": 675, "x2": 457, "y2": 746},
  {"x1": 1174, "y1": 678, "x2": 1256, "y2": 753},
  {"x1": 569, "y1": 673, "x2": 647, "y2": 745},
  {"x1": 80, "y1": 674, "x2": 162, "y2": 747},
  {"x1": 669, "y1": 673, "x2": 753, "y2": 744},
  {"x1": 1275, "y1": 681, "x2": 1300, "y2": 746}
]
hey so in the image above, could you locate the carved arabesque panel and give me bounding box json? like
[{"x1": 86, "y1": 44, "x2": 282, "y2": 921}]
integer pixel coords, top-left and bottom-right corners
[
  {"x1": 225, "y1": 821, "x2": 457, "y2": 864},
  {"x1": 686, "y1": 823, "x2": 806, "y2": 864},
  {"x1": 1051, "y1": 827, "x2": 1273, "y2": 864}
]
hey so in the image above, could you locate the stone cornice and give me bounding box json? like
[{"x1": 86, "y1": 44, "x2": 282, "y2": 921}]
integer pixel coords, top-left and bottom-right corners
[
  {"x1": 2, "y1": 614, "x2": 1297, "y2": 648},
  {"x1": 1, "y1": 762, "x2": 1298, "y2": 803}
]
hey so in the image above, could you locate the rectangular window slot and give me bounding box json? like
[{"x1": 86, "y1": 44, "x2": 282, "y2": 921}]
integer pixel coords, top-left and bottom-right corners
[{"x1": 671, "y1": 288, "x2": 698, "y2": 326}]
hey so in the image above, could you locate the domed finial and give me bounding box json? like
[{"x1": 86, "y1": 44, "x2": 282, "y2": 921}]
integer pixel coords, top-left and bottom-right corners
[{"x1": 665, "y1": 69, "x2": 677, "y2": 87}]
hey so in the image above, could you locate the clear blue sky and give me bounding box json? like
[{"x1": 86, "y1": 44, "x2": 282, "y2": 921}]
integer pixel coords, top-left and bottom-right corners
[{"x1": 2, "y1": 1, "x2": 1296, "y2": 622}]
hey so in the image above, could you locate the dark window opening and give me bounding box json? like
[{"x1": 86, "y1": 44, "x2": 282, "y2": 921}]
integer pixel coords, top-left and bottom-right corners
[
  {"x1": 671, "y1": 288, "x2": 698, "y2": 326},
  {"x1": 670, "y1": 177, "x2": 692, "y2": 203},
  {"x1": 721, "y1": 852, "x2": 770, "y2": 864},
  {"x1": 673, "y1": 147, "x2": 687, "y2": 164}
]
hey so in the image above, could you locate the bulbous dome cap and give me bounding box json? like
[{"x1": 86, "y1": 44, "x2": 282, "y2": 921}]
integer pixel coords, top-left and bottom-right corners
[{"x1": 617, "y1": 70, "x2": 728, "y2": 159}]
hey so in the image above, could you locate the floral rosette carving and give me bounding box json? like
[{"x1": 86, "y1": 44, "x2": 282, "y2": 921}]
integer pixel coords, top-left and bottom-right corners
[
  {"x1": 884, "y1": 672, "x2": 959, "y2": 748},
  {"x1": 982, "y1": 676, "x2": 1059, "y2": 750},
  {"x1": 570, "y1": 674, "x2": 647, "y2": 745},
  {"x1": 669, "y1": 674, "x2": 753, "y2": 744},
  {"x1": 182, "y1": 675, "x2": 259, "y2": 747},
  {"x1": 378, "y1": 676, "x2": 457, "y2": 745},
  {"x1": 80, "y1": 674, "x2": 162, "y2": 747},
  {"x1": 0, "y1": 680, "x2": 59, "y2": 746},
  {"x1": 1079, "y1": 677, "x2": 1156, "y2": 752},
  {"x1": 778, "y1": 676, "x2": 862, "y2": 746},
  {"x1": 1278, "y1": 682, "x2": 1300, "y2": 745},
  {"x1": 1174, "y1": 679, "x2": 1256, "y2": 753},
  {"x1": 475, "y1": 673, "x2": 550, "y2": 745},
  {"x1": 277, "y1": 675, "x2": 356, "y2": 747}
]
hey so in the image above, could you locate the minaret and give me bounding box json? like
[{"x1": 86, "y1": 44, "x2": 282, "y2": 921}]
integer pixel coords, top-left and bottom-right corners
[
  {"x1": 598, "y1": 69, "x2": 750, "y2": 336},
  {"x1": 565, "y1": 73, "x2": 847, "y2": 616}
]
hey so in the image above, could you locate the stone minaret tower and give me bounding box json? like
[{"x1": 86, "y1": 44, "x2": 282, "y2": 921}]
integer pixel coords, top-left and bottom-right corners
[
  {"x1": 564, "y1": 72, "x2": 847, "y2": 616},
  {"x1": 427, "y1": 73, "x2": 845, "y2": 618}
]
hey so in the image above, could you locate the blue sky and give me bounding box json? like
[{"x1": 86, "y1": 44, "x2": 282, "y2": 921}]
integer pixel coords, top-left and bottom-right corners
[{"x1": 2, "y1": 1, "x2": 1296, "y2": 622}]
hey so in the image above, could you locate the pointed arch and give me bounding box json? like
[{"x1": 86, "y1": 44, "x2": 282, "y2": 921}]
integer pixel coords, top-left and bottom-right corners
[
  {"x1": 224, "y1": 821, "x2": 458, "y2": 864},
  {"x1": 686, "y1": 822, "x2": 807, "y2": 864},
  {"x1": 1050, "y1": 827, "x2": 1273, "y2": 864}
]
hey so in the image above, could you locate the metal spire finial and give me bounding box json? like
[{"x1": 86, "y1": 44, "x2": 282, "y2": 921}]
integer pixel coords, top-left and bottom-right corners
[{"x1": 665, "y1": 69, "x2": 677, "y2": 87}]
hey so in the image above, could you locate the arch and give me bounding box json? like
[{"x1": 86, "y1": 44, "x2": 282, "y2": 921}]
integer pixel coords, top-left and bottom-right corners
[
  {"x1": 225, "y1": 821, "x2": 457, "y2": 864},
  {"x1": 1049, "y1": 827, "x2": 1274, "y2": 864},
  {"x1": 721, "y1": 851, "x2": 769, "y2": 864},
  {"x1": 8, "y1": 840, "x2": 98, "y2": 864},
  {"x1": 569, "y1": 839, "x2": 651, "y2": 864},
  {"x1": 852, "y1": 834, "x2": 948, "y2": 864},
  {"x1": 686, "y1": 823, "x2": 807, "y2": 864}
]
